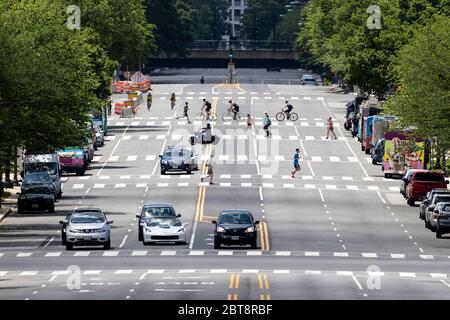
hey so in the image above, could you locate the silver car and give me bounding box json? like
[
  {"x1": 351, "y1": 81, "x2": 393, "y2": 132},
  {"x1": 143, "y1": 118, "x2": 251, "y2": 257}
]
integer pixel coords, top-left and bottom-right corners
[{"x1": 60, "y1": 208, "x2": 113, "y2": 250}]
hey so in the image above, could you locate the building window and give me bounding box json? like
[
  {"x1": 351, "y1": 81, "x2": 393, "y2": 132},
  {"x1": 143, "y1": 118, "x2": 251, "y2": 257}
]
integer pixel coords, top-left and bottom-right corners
[{"x1": 234, "y1": 0, "x2": 241, "y2": 6}]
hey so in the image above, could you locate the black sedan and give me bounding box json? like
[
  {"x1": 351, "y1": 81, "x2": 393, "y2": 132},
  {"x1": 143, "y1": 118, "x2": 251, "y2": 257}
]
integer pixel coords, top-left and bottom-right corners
[{"x1": 212, "y1": 210, "x2": 259, "y2": 249}]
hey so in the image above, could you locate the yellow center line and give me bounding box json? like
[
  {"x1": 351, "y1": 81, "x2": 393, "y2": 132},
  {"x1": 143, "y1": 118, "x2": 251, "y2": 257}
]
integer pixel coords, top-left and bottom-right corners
[
  {"x1": 260, "y1": 294, "x2": 265, "y2": 300},
  {"x1": 263, "y1": 274, "x2": 269, "y2": 289},
  {"x1": 258, "y1": 274, "x2": 263, "y2": 289},
  {"x1": 229, "y1": 273, "x2": 235, "y2": 289},
  {"x1": 235, "y1": 274, "x2": 240, "y2": 289},
  {"x1": 233, "y1": 294, "x2": 238, "y2": 300},
  {"x1": 263, "y1": 222, "x2": 270, "y2": 251},
  {"x1": 266, "y1": 294, "x2": 271, "y2": 300},
  {"x1": 227, "y1": 294, "x2": 231, "y2": 300},
  {"x1": 259, "y1": 224, "x2": 266, "y2": 251}
]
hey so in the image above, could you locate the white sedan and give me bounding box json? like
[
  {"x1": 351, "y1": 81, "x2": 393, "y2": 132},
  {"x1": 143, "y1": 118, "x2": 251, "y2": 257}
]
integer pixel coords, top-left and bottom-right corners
[{"x1": 142, "y1": 217, "x2": 188, "y2": 245}]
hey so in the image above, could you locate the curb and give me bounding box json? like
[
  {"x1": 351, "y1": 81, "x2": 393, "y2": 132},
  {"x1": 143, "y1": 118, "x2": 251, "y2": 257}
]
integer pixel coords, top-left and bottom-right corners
[{"x1": 0, "y1": 207, "x2": 13, "y2": 223}]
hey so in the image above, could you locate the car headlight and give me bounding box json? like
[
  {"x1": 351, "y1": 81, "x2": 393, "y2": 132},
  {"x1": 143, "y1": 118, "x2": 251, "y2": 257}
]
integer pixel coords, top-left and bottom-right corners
[
  {"x1": 177, "y1": 228, "x2": 185, "y2": 233},
  {"x1": 216, "y1": 226, "x2": 225, "y2": 233},
  {"x1": 245, "y1": 226, "x2": 255, "y2": 233},
  {"x1": 162, "y1": 160, "x2": 168, "y2": 165},
  {"x1": 69, "y1": 229, "x2": 81, "y2": 233}
]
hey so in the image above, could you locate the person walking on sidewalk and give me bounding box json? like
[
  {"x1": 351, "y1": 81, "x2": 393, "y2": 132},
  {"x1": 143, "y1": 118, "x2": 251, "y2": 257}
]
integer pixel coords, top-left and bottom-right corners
[
  {"x1": 326, "y1": 117, "x2": 337, "y2": 139},
  {"x1": 176, "y1": 102, "x2": 191, "y2": 123},
  {"x1": 201, "y1": 154, "x2": 214, "y2": 184},
  {"x1": 245, "y1": 114, "x2": 254, "y2": 131},
  {"x1": 291, "y1": 148, "x2": 302, "y2": 178},
  {"x1": 263, "y1": 112, "x2": 272, "y2": 138}
]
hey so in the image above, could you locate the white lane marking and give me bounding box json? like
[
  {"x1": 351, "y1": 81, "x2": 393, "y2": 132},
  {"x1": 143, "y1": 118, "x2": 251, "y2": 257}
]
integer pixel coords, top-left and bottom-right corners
[
  {"x1": 368, "y1": 186, "x2": 380, "y2": 191},
  {"x1": 311, "y1": 156, "x2": 322, "y2": 162},
  {"x1": 334, "y1": 252, "x2": 349, "y2": 257},
  {"x1": 390, "y1": 254, "x2": 405, "y2": 259},
  {"x1": 305, "y1": 251, "x2": 320, "y2": 256},
  {"x1": 85, "y1": 188, "x2": 91, "y2": 194},
  {"x1": 119, "y1": 235, "x2": 128, "y2": 248},
  {"x1": 275, "y1": 251, "x2": 291, "y2": 256},
  {"x1": 115, "y1": 183, "x2": 127, "y2": 188},
  {"x1": 74, "y1": 251, "x2": 90, "y2": 257},
  {"x1": 305, "y1": 270, "x2": 322, "y2": 275},
  {"x1": 127, "y1": 155, "x2": 137, "y2": 161},
  {"x1": 389, "y1": 186, "x2": 399, "y2": 191},
  {"x1": 376, "y1": 191, "x2": 386, "y2": 204},
  {"x1": 241, "y1": 183, "x2": 252, "y2": 187},
  {"x1": 337, "y1": 271, "x2": 354, "y2": 276},
  {"x1": 73, "y1": 184, "x2": 84, "y2": 189},
  {"x1": 259, "y1": 187, "x2": 264, "y2": 201},
  {"x1": 241, "y1": 174, "x2": 251, "y2": 179},
  {"x1": 419, "y1": 255, "x2": 434, "y2": 260},
  {"x1": 273, "y1": 270, "x2": 290, "y2": 274},
  {"x1": 329, "y1": 156, "x2": 340, "y2": 162},
  {"x1": 363, "y1": 177, "x2": 374, "y2": 181},
  {"x1": 399, "y1": 272, "x2": 416, "y2": 278},
  {"x1": 161, "y1": 250, "x2": 177, "y2": 256},
  {"x1": 20, "y1": 271, "x2": 38, "y2": 276},
  {"x1": 137, "y1": 183, "x2": 148, "y2": 188},
  {"x1": 83, "y1": 270, "x2": 101, "y2": 275},
  {"x1": 0, "y1": 271, "x2": 7, "y2": 276},
  {"x1": 305, "y1": 184, "x2": 316, "y2": 189},
  {"x1": 98, "y1": 136, "x2": 123, "y2": 176},
  {"x1": 17, "y1": 253, "x2": 33, "y2": 257},
  {"x1": 99, "y1": 176, "x2": 110, "y2": 180},
  {"x1": 217, "y1": 251, "x2": 233, "y2": 255},
  {"x1": 103, "y1": 251, "x2": 119, "y2": 257},
  {"x1": 318, "y1": 189, "x2": 325, "y2": 202},
  {"x1": 362, "y1": 253, "x2": 378, "y2": 258},
  {"x1": 132, "y1": 251, "x2": 148, "y2": 256},
  {"x1": 440, "y1": 280, "x2": 450, "y2": 288},
  {"x1": 325, "y1": 185, "x2": 337, "y2": 190},
  {"x1": 178, "y1": 183, "x2": 189, "y2": 187},
  {"x1": 210, "y1": 269, "x2": 228, "y2": 273},
  {"x1": 147, "y1": 270, "x2": 165, "y2": 274},
  {"x1": 342, "y1": 177, "x2": 354, "y2": 180},
  {"x1": 352, "y1": 276, "x2": 364, "y2": 290},
  {"x1": 145, "y1": 155, "x2": 156, "y2": 161},
  {"x1": 247, "y1": 251, "x2": 261, "y2": 256},
  {"x1": 189, "y1": 251, "x2": 204, "y2": 256},
  {"x1": 220, "y1": 183, "x2": 231, "y2": 187},
  {"x1": 115, "y1": 270, "x2": 133, "y2": 274},
  {"x1": 430, "y1": 273, "x2": 447, "y2": 279},
  {"x1": 93, "y1": 184, "x2": 105, "y2": 189},
  {"x1": 179, "y1": 269, "x2": 196, "y2": 273},
  {"x1": 283, "y1": 184, "x2": 295, "y2": 188},
  {"x1": 242, "y1": 269, "x2": 259, "y2": 273},
  {"x1": 45, "y1": 252, "x2": 62, "y2": 257},
  {"x1": 346, "y1": 185, "x2": 358, "y2": 190}
]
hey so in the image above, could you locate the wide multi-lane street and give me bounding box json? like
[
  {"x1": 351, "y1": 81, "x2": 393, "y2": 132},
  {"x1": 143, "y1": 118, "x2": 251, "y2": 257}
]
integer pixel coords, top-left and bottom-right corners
[{"x1": 1, "y1": 80, "x2": 450, "y2": 300}]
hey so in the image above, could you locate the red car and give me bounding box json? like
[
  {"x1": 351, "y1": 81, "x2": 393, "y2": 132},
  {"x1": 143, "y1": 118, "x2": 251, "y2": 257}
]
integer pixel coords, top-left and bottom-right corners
[{"x1": 406, "y1": 171, "x2": 449, "y2": 206}]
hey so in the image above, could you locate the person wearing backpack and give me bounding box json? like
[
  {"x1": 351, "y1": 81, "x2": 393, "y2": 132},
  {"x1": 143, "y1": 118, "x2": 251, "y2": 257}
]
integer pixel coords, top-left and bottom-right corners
[{"x1": 263, "y1": 112, "x2": 272, "y2": 138}]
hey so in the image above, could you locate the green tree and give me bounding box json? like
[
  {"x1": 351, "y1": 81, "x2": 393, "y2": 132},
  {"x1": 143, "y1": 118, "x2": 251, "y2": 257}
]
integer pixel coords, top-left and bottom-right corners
[{"x1": 185, "y1": 0, "x2": 229, "y2": 40}]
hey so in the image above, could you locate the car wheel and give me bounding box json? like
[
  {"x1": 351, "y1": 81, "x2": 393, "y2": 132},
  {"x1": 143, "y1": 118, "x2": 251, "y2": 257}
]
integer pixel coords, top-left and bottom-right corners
[
  {"x1": 66, "y1": 243, "x2": 73, "y2": 250},
  {"x1": 161, "y1": 170, "x2": 166, "y2": 175},
  {"x1": 214, "y1": 239, "x2": 221, "y2": 249},
  {"x1": 103, "y1": 240, "x2": 111, "y2": 250},
  {"x1": 76, "y1": 169, "x2": 85, "y2": 176},
  {"x1": 407, "y1": 198, "x2": 415, "y2": 206},
  {"x1": 425, "y1": 218, "x2": 430, "y2": 229},
  {"x1": 187, "y1": 168, "x2": 192, "y2": 174},
  {"x1": 48, "y1": 205, "x2": 55, "y2": 213},
  {"x1": 372, "y1": 158, "x2": 377, "y2": 165},
  {"x1": 143, "y1": 241, "x2": 151, "y2": 246},
  {"x1": 17, "y1": 203, "x2": 23, "y2": 214},
  {"x1": 138, "y1": 227, "x2": 143, "y2": 242},
  {"x1": 436, "y1": 228, "x2": 442, "y2": 238},
  {"x1": 61, "y1": 233, "x2": 66, "y2": 245},
  {"x1": 250, "y1": 239, "x2": 257, "y2": 249}
]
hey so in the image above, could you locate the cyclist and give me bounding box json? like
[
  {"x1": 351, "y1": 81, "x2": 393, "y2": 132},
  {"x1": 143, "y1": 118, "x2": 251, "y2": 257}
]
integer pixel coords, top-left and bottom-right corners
[
  {"x1": 202, "y1": 98, "x2": 212, "y2": 120},
  {"x1": 283, "y1": 101, "x2": 294, "y2": 120},
  {"x1": 227, "y1": 100, "x2": 240, "y2": 120},
  {"x1": 146, "y1": 91, "x2": 153, "y2": 110},
  {"x1": 170, "y1": 92, "x2": 176, "y2": 110}
]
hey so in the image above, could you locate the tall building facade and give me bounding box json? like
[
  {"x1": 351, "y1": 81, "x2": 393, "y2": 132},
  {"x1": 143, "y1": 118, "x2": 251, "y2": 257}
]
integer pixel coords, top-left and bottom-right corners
[{"x1": 228, "y1": 0, "x2": 247, "y2": 39}]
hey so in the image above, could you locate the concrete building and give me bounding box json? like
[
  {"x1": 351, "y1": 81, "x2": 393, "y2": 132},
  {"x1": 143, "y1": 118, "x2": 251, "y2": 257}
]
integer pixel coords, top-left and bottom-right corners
[{"x1": 227, "y1": 0, "x2": 247, "y2": 39}]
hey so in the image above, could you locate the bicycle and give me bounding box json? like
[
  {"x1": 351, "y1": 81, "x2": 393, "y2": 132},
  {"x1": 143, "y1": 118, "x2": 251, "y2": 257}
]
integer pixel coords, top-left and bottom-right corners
[
  {"x1": 222, "y1": 111, "x2": 244, "y2": 121},
  {"x1": 275, "y1": 109, "x2": 298, "y2": 121},
  {"x1": 195, "y1": 111, "x2": 217, "y2": 121}
]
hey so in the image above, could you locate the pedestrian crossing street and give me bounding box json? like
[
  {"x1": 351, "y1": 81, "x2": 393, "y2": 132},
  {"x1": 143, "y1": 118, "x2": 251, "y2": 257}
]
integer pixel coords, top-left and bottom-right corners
[
  {"x1": 107, "y1": 120, "x2": 340, "y2": 128},
  {"x1": 153, "y1": 95, "x2": 325, "y2": 101}
]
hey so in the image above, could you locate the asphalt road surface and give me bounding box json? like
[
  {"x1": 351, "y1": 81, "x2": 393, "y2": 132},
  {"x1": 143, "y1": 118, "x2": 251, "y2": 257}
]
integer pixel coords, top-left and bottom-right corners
[{"x1": 1, "y1": 80, "x2": 450, "y2": 300}]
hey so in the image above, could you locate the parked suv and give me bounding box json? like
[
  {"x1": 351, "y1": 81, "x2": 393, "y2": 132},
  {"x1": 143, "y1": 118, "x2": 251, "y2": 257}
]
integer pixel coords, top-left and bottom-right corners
[
  {"x1": 159, "y1": 146, "x2": 198, "y2": 175},
  {"x1": 401, "y1": 169, "x2": 427, "y2": 198},
  {"x1": 419, "y1": 189, "x2": 450, "y2": 220},
  {"x1": 435, "y1": 203, "x2": 450, "y2": 238},
  {"x1": 136, "y1": 204, "x2": 181, "y2": 241},
  {"x1": 425, "y1": 194, "x2": 450, "y2": 231},
  {"x1": 17, "y1": 173, "x2": 56, "y2": 213},
  {"x1": 300, "y1": 74, "x2": 317, "y2": 85},
  {"x1": 60, "y1": 208, "x2": 113, "y2": 250},
  {"x1": 405, "y1": 171, "x2": 449, "y2": 206}
]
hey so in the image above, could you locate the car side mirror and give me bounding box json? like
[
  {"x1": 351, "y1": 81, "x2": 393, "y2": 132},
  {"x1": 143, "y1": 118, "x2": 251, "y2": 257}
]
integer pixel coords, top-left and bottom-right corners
[
  {"x1": 159, "y1": 155, "x2": 162, "y2": 158},
  {"x1": 20, "y1": 172, "x2": 24, "y2": 178},
  {"x1": 16, "y1": 192, "x2": 21, "y2": 196},
  {"x1": 107, "y1": 220, "x2": 114, "y2": 224},
  {"x1": 136, "y1": 214, "x2": 140, "y2": 218},
  {"x1": 435, "y1": 210, "x2": 439, "y2": 214},
  {"x1": 177, "y1": 214, "x2": 181, "y2": 217},
  {"x1": 255, "y1": 221, "x2": 260, "y2": 225},
  {"x1": 212, "y1": 220, "x2": 216, "y2": 224},
  {"x1": 59, "y1": 220, "x2": 68, "y2": 224}
]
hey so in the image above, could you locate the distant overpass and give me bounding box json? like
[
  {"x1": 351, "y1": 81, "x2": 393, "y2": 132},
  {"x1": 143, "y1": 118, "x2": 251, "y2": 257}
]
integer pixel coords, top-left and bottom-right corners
[{"x1": 149, "y1": 40, "x2": 300, "y2": 68}]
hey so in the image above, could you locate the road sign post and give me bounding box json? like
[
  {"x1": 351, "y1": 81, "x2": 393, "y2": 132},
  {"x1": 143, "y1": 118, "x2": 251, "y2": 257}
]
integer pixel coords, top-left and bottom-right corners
[{"x1": 228, "y1": 62, "x2": 235, "y2": 84}]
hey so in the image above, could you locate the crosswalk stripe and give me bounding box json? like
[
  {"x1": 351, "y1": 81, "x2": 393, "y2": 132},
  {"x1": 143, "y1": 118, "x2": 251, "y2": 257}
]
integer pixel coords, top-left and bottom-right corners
[
  {"x1": 92, "y1": 156, "x2": 102, "y2": 162},
  {"x1": 325, "y1": 185, "x2": 337, "y2": 189},
  {"x1": 346, "y1": 185, "x2": 358, "y2": 190},
  {"x1": 329, "y1": 156, "x2": 340, "y2": 162},
  {"x1": 127, "y1": 155, "x2": 137, "y2": 161},
  {"x1": 45, "y1": 252, "x2": 62, "y2": 257},
  {"x1": 115, "y1": 270, "x2": 133, "y2": 274},
  {"x1": 241, "y1": 183, "x2": 252, "y2": 187},
  {"x1": 103, "y1": 251, "x2": 119, "y2": 256},
  {"x1": 217, "y1": 250, "x2": 233, "y2": 255},
  {"x1": 367, "y1": 186, "x2": 380, "y2": 191},
  {"x1": 93, "y1": 184, "x2": 105, "y2": 189},
  {"x1": 109, "y1": 156, "x2": 119, "y2": 161},
  {"x1": 305, "y1": 184, "x2": 316, "y2": 189},
  {"x1": 334, "y1": 252, "x2": 349, "y2": 257},
  {"x1": 74, "y1": 251, "x2": 90, "y2": 257},
  {"x1": 122, "y1": 135, "x2": 132, "y2": 140},
  {"x1": 0, "y1": 271, "x2": 7, "y2": 276},
  {"x1": 73, "y1": 184, "x2": 84, "y2": 189},
  {"x1": 84, "y1": 270, "x2": 101, "y2": 274},
  {"x1": 136, "y1": 183, "x2": 148, "y2": 188},
  {"x1": 139, "y1": 135, "x2": 149, "y2": 140},
  {"x1": 145, "y1": 155, "x2": 156, "y2": 161},
  {"x1": 20, "y1": 271, "x2": 38, "y2": 276},
  {"x1": 389, "y1": 187, "x2": 399, "y2": 191},
  {"x1": 390, "y1": 253, "x2": 405, "y2": 259},
  {"x1": 115, "y1": 184, "x2": 127, "y2": 188},
  {"x1": 283, "y1": 184, "x2": 295, "y2": 188},
  {"x1": 347, "y1": 157, "x2": 358, "y2": 162},
  {"x1": 161, "y1": 251, "x2": 176, "y2": 256},
  {"x1": 177, "y1": 183, "x2": 189, "y2": 187},
  {"x1": 305, "y1": 251, "x2": 320, "y2": 256},
  {"x1": 275, "y1": 251, "x2": 291, "y2": 256},
  {"x1": 362, "y1": 253, "x2": 378, "y2": 258},
  {"x1": 399, "y1": 272, "x2": 416, "y2": 278},
  {"x1": 189, "y1": 251, "x2": 205, "y2": 256},
  {"x1": 220, "y1": 183, "x2": 231, "y2": 187},
  {"x1": 311, "y1": 156, "x2": 322, "y2": 162}
]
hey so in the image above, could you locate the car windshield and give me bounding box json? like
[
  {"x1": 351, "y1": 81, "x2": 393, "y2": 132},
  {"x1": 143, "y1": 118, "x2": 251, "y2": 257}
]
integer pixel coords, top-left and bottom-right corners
[
  {"x1": 433, "y1": 196, "x2": 450, "y2": 204},
  {"x1": 142, "y1": 206, "x2": 175, "y2": 217},
  {"x1": 25, "y1": 172, "x2": 51, "y2": 183},
  {"x1": 219, "y1": 213, "x2": 252, "y2": 225},
  {"x1": 304, "y1": 79, "x2": 316, "y2": 82},
  {"x1": 164, "y1": 149, "x2": 187, "y2": 158},
  {"x1": 71, "y1": 213, "x2": 105, "y2": 224},
  {"x1": 443, "y1": 205, "x2": 450, "y2": 213},
  {"x1": 414, "y1": 173, "x2": 445, "y2": 182},
  {"x1": 23, "y1": 186, "x2": 51, "y2": 194},
  {"x1": 25, "y1": 162, "x2": 57, "y2": 175},
  {"x1": 147, "y1": 217, "x2": 182, "y2": 227}
]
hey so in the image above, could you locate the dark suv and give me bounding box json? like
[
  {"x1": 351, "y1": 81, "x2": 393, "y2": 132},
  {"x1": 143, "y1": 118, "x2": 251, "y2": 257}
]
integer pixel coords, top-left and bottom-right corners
[
  {"x1": 159, "y1": 146, "x2": 198, "y2": 175},
  {"x1": 213, "y1": 210, "x2": 259, "y2": 249},
  {"x1": 17, "y1": 172, "x2": 56, "y2": 213},
  {"x1": 136, "y1": 203, "x2": 181, "y2": 241}
]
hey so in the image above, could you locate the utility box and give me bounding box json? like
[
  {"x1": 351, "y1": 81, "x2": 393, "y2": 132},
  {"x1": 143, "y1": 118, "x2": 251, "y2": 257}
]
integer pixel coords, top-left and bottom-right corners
[{"x1": 121, "y1": 108, "x2": 134, "y2": 118}]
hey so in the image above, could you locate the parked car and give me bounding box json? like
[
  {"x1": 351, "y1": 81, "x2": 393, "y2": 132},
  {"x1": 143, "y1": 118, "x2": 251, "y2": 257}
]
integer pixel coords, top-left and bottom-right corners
[
  {"x1": 371, "y1": 138, "x2": 384, "y2": 165},
  {"x1": 22, "y1": 153, "x2": 62, "y2": 199},
  {"x1": 22, "y1": 171, "x2": 58, "y2": 200},
  {"x1": 60, "y1": 208, "x2": 113, "y2": 250},
  {"x1": 17, "y1": 178, "x2": 55, "y2": 213},
  {"x1": 142, "y1": 217, "x2": 188, "y2": 245},
  {"x1": 401, "y1": 169, "x2": 427, "y2": 198},
  {"x1": 435, "y1": 203, "x2": 450, "y2": 238},
  {"x1": 136, "y1": 204, "x2": 181, "y2": 241},
  {"x1": 425, "y1": 194, "x2": 450, "y2": 230},
  {"x1": 300, "y1": 74, "x2": 317, "y2": 85},
  {"x1": 419, "y1": 189, "x2": 450, "y2": 220},
  {"x1": 159, "y1": 146, "x2": 198, "y2": 175},
  {"x1": 93, "y1": 123, "x2": 105, "y2": 147},
  {"x1": 212, "y1": 210, "x2": 259, "y2": 249},
  {"x1": 405, "y1": 171, "x2": 449, "y2": 206}
]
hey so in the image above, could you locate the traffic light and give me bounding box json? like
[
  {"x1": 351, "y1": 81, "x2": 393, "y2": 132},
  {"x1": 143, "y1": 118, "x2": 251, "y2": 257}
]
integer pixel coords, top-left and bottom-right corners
[{"x1": 229, "y1": 48, "x2": 233, "y2": 60}]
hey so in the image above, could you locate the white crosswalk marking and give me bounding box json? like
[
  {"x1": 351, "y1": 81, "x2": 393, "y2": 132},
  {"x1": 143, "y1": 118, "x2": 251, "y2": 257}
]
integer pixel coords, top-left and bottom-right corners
[
  {"x1": 389, "y1": 187, "x2": 400, "y2": 191},
  {"x1": 241, "y1": 175, "x2": 251, "y2": 179},
  {"x1": 220, "y1": 174, "x2": 231, "y2": 178},
  {"x1": 283, "y1": 184, "x2": 295, "y2": 188},
  {"x1": 274, "y1": 155, "x2": 285, "y2": 161},
  {"x1": 45, "y1": 252, "x2": 62, "y2": 257},
  {"x1": 120, "y1": 175, "x2": 130, "y2": 179},
  {"x1": 305, "y1": 270, "x2": 322, "y2": 275},
  {"x1": 189, "y1": 251, "x2": 204, "y2": 256},
  {"x1": 347, "y1": 157, "x2": 358, "y2": 162},
  {"x1": 177, "y1": 183, "x2": 189, "y2": 187},
  {"x1": 258, "y1": 155, "x2": 267, "y2": 161},
  {"x1": 304, "y1": 97, "x2": 312, "y2": 100},
  {"x1": 84, "y1": 270, "x2": 101, "y2": 274},
  {"x1": 334, "y1": 252, "x2": 349, "y2": 257},
  {"x1": 241, "y1": 183, "x2": 252, "y2": 187},
  {"x1": 140, "y1": 175, "x2": 151, "y2": 179},
  {"x1": 145, "y1": 155, "x2": 156, "y2": 161},
  {"x1": 131, "y1": 121, "x2": 140, "y2": 126},
  {"x1": 305, "y1": 136, "x2": 315, "y2": 140},
  {"x1": 325, "y1": 185, "x2": 337, "y2": 189},
  {"x1": 220, "y1": 182, "x2": 231, "y2": 187},
  {"x1": 115, "y1": 183, "x2": 127, "y2": 188},
  {"x1": 146, "y1": 121, "x2": 155, "y2": 126},
  {"x1": 390, "y1": 254, "x2": 405, "y2": 259},
  {"x1": 246, "y1": 251, "x2": 261, "y2": 256},
  {"x1": 329, "y1": 157, "x2": 340, "y2": 162},
  {"x1": 161, "y1": 251, "x2": 176, "y2": 256},
  {"x1": 362, "y1": 253, "x2": 378, "y2": 258},
  {"x1": 275, "y1": 251, "x2": 291, "y2": 256},
  {"x1": 337, "y1": 271, "x2": 353, "y2": 276},
  {"x1": 302, "y1": 176, "x2": 313, "y2": 180},
  {"x1": 109, "y1": 156, "x2": 119, "y2": 161},
  {"x1": 367, "y1": 186, "x2": 380, "y2": 191},
  {"x1": 300, "y1": 122, "x2": 309, "y2": 127},
  {"x1": 157, "y1": 135, "x2": 166, "y2": 140},
  {"x1": 20, "y1": 271, "x2": 38, "y2": 276},
  {"x1": 0, "y1": 271, "x2": 7, "y2": 276},
  {"x1": 342, "y1": 177, "x2": 353, "y2": 180},
  {"x1": 399, "y1": 272, "x2": 416, "y2": 278},
  {"x1": 322, "y1": 176, "x2": 334, "y2": 180},
  {"x1": 263, "y1": 183, "x2": 274, "y2": 188},
  {"x1": 315, "y1": 122, "x2": 324, "y2": 127},
  {"x1": 305, "y1": 184, "x2": 316, "y2": 189},
  {"x1": 115, "y1": 270, "x2": 133, "y2": 274},
  {"x1": 219, "y1": 155, "x2": 229, "y2": 161},
  {"x1": 92, "y1": 156, "x2": 102, "y2": 162},
  {"x1": 305, "y1": 251, "x2": 320, "y2": 256},
  {"x1": 122, "y1": 135, "x2": 132, "y2": 140},
  {"x1": 363, "y1": 177, "x2": 374, "y2": 181},
  {"x1": 73, "y1": 184, "x2": 84, "y2": 189},
  {"x1": 139, "y1": 135, "x2": 149, "y2": 140},
  {"x1": 127, "y1": 155, "x2": 137, "y2": 161},
  {"x1": 238, "y1": 155, "x2": 248, "y2": 161},
  {"x1": 74, "y1": 251, "x2": 90, "y2": 257},
  {"x1": 93, "y1": 184, "x2": 105, "y2": 189},
  {"x1": 103, "y1": 251, "x2": 119, "y2": 257},
  {"x1": 311, "y1": 156, "x2": 322, "y2": 162},
  {"x1": 116, "y1": 122, "x2": 124, "y2": 126},
  {"x1": 289, "y1": 136, "x2": 298, "y2": 140},
  {"x1": 346, "y1": 185, "x2": 358, "y2": 190}
]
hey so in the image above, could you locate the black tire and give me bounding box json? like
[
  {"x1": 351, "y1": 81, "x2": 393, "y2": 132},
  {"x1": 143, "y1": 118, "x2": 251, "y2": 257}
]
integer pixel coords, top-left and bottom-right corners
[
  {"x1": 161, "y1": 170, "x2": 166, "y2": 175},
  {"x1": 48, "y1": 205, "x2": 55, "y2": 213},
  {"x1": 61, "y1": 232, "x2": 66, "y2": 245},
  {"x1": 372, "y1": 158, "x2": 377, "y2": 165},
  {"x1": 250, "y1": 239, "x2": 257, "y2": 249},
  {"x1": 436, "y1": 228, "x2": 442, "y2": 238},
  {"x1": 344, "y1": 122, "x2": 351, "y2": 131},
  {"x1": 275, "y1": 112, "x2": 285, "y2": 121},
  {"x1": 214, "y1": 239, "x2": 221, "y2": 249},
  {"x1": 17, "y1": 203, "x2": 23, "y2": 214},
  {"x1": 66, "y1": 243, "x2": 73, "y2": 250},
  {"x1": 431, "y1": 225, "x2": 437, "y2": 232},
  {"x1": 407, "y1": 198, "x2": 415, "y2": 206},
  {"x1": 103, "y1": 240, "x2": 111, "y2": 250},
  {"x1": 57, "y1": 190, "x2": 62, "y2": 199},
  {"x1": 138, "y1": 227, "x2": 143, "y2": 242},
  {"x1": 76, "y1": 169, "x2": 85, "y2": 176},
  {"x1": 143, "y1": 241, "x2": 151, "y2": 246},
  {"x1": 236, "y1": 113, "x2": 244, "y2": 121},
  {"x1": 190, "y1": 136, "x2": 195, "y2": 145},
  {"x1": 289, "y1": 113, "x2": 298, "y2": 121},
  {"x1": 186, "y1": 168, "x2": 192, "y2": 175}
]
